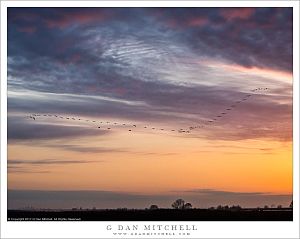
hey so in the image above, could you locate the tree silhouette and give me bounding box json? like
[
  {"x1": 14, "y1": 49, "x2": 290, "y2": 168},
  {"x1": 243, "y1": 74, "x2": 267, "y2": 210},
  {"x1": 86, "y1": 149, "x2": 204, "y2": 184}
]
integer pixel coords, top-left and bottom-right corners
[
  {"x1": 290, "y1": 200, "x2": 293, "y2": 208},
  {"x1": 217, "y1": 205, "x2": 223, "y2": 210},
  {"x1": 172, "y1": 199, "x2": 185, "y2": 209},
  {"x1": 184, "y1": 202, "x2": 193, "y2": 209},
  {"x1": 230, "y1": 205, "x2": 242, "y2": 211},
  {"x1": 171, "y1": 199, "x2": 193, "y2": 209},
  {"x1": 149, "y1": 205, "x2": 159, "y2": 210}
]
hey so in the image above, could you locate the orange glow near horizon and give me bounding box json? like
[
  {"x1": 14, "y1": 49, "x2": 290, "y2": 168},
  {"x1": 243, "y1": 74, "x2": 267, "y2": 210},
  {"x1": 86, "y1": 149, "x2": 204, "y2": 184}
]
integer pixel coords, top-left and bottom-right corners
[{"x1": 8, "y1": 131, "x2": 293, "y2": 195}]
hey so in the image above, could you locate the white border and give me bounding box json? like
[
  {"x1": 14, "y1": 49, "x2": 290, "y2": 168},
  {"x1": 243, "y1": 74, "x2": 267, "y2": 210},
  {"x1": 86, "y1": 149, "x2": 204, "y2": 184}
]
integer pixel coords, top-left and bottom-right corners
[{"x1": 1, "y1": 1, "x2": 299, "y2": 238}]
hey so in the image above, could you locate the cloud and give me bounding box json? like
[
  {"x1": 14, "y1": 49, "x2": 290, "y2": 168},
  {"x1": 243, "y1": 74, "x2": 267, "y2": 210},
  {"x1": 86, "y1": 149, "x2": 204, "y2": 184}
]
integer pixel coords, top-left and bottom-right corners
[
  {"x1": 8, "y1": 158, "x2": 103, "y2": 174},
  {"x1": 8, "y1": 165, "x2": 52, "y2": 174},
  {"x1": 7, "y1": 115, "x2": 107, "y2": 142},
  {"x1": 8, "y1": 8, "x2": 112, "y2": 30},
  {"x1": 8, "y1": 8, "x2": 292, "y2": 73},
  {"x1": 47, "y1": 145, "x2": 127, "y2": 154},
  {"x1": 7, "y1": 190, "x2": 173, "y2": 209},
  {"x1": 8, "y1": 159, "x2": 99, "y2": 166},
  {"x1": 7, "y1": 82, "x2": 292, "y2": 142},
  {"x1": 182, "y1": 189, "x2": 290, "y2": 197},
  {"x1": 171, "y1": 189, "x2": 292, "y2": 208},
  {"x1": 220, "y1": 8, "x2": 255, "y2": 20},
  {"x1": 44, "y1": 9, "x2": 111, "y2": 29},
  {"x1": 8, "y1": 169, "x2": 51, "y2": 174},
  {"x1": 153, "y1": 8, "x2": 292, "y2": 71},
  {"x1": 7, "y1": 7, "x2": 292, "y2": 143},
  {"x1": 17, "y1": 26, "x2": 37, "y2": 34},
  {"x1": 33, "y1": 143, "x2": 131, "y2": 154}
]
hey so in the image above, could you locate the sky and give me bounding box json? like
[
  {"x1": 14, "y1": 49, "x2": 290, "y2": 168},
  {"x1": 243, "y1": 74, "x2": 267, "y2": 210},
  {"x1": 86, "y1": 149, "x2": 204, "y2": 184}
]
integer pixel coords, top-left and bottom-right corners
[{"x1": 7, "y1": 7, "x2": 293, "y2": 209}]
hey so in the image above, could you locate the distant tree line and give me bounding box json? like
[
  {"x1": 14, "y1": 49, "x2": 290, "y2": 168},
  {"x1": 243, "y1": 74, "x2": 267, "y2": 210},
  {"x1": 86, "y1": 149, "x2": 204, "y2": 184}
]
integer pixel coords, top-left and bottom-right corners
[{"x1": 147, "y1": 199, "x2": 293, "y2": 211}]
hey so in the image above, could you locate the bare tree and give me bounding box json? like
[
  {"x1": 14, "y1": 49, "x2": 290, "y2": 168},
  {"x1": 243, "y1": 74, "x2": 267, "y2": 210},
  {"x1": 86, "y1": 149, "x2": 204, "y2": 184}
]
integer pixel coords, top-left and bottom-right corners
[
  {"x1": 171, "y1": 199, "x2": 185, "y2": 209},
  {"x1": 290, "y1": 200, "x2": 293, "y2": 208}
]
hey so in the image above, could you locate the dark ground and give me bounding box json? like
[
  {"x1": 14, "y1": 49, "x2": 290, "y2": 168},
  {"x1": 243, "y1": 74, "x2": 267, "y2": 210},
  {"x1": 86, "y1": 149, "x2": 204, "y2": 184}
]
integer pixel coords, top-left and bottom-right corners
[{"x1": 8, "y1": 208, "x2": 292, "y2": 221}]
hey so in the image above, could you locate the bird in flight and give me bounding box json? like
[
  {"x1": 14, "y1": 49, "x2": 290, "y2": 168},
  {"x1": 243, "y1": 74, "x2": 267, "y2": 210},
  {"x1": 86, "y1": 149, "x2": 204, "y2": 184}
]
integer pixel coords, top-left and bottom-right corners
[{"x1": 27, "y1": 87, "x2": 269, "y2": 135}]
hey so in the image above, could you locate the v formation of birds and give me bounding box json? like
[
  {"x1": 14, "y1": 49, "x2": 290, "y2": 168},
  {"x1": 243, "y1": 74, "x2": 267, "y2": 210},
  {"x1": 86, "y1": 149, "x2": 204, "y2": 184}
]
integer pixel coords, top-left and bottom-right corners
[{"x1": 28, "y1": 88, "x2": 269, "y2": 135}]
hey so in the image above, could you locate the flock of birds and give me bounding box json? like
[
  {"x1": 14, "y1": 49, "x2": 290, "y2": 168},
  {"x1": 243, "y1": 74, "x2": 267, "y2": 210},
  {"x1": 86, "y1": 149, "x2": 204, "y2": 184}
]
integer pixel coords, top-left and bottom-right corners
[{"x1": 28, "y1": 87, "x2": 269, "y2": 135}]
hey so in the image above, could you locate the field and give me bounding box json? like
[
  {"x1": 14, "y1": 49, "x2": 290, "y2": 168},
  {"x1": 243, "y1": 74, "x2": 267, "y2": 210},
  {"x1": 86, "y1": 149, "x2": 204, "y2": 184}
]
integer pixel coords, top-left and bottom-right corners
[{"x1": 8, "y1": 208, "x2": 292, "y2": 221}]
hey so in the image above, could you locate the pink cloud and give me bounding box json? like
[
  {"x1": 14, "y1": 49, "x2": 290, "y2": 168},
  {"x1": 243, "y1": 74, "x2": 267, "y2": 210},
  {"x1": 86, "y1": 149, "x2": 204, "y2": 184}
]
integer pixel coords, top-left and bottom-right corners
[
  {"x1": 221, "y1": 8, "x2": 255, "y2": 20},
  {"x1": 164, "y1": 16, "x2": 209, "y2": 29},
  {"x1": 18, "y1": 26, "x2": 36, "y2": 34},
  {"x1": 187, "y1": 17, "x2": 208, "y2": 27},
  {"x1": 45, "y1": 11, "x2": 110, "y2": 29}
]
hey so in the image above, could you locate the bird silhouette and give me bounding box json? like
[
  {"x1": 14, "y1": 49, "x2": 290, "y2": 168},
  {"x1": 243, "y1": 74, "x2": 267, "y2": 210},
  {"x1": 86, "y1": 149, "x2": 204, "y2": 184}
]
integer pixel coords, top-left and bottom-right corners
[{"x1": 29, "y1": 87, "x2": 268, "y2": 135}]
